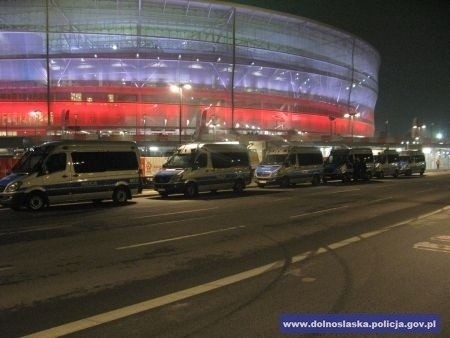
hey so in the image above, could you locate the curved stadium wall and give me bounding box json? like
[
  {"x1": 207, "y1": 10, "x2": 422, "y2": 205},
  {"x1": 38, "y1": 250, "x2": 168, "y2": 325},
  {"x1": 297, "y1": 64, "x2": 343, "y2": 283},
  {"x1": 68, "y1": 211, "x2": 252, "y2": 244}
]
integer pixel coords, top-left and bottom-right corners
[{"x1": 0, "y1": 0, "x2": 379, "y2": 142}]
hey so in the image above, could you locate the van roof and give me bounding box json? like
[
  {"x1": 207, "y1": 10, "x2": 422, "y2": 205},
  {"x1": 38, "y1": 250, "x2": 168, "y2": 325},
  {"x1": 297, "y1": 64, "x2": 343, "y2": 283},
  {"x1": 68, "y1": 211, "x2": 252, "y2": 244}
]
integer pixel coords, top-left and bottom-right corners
[
  {"x1": 177, "y1": 142, "x2": 246, "y2": 153},
  {"x1": 39, "y1": 140, "x2": 138, "y2": 150},
  {"x1": 400, "y1": 150, "x2": 424, "y2": 155},
  {"x1": 266, "y1": 146, "x2": 321, "y2": 154}
]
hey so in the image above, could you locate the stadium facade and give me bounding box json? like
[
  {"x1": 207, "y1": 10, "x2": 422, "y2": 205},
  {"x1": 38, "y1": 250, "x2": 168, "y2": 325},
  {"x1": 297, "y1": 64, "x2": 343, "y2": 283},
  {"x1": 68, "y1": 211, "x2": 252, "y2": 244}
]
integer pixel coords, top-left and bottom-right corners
[{"x1": 0, "y1": 0, "x2": 380, "y2": 143}]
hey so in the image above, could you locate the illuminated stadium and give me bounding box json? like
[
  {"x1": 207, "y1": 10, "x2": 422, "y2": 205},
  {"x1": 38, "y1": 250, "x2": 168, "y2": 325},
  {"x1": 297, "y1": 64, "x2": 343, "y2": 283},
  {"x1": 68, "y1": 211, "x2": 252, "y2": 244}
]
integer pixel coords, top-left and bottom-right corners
[{"x1": 0, "y1": 0, "x2": 379, "y2": 143}]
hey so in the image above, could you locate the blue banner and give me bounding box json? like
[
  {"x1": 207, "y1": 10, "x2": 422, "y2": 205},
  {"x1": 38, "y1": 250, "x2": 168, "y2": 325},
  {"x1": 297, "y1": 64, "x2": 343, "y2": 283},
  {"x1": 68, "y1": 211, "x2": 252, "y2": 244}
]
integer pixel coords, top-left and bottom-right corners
[{"x1": 280, "y1": 314, "x2": 440, "y2": 334}]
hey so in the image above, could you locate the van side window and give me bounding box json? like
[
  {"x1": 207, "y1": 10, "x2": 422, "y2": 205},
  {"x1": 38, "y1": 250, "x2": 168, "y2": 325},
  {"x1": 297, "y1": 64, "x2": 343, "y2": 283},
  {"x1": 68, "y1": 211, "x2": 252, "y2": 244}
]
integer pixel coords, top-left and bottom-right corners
[
  {"x1": 228, "y1": 152, "x2": 249, "y2": 167},
  {"x1": 288, "y1": 154, "x2": 296, "y2": 165},
  {"x1": 415, "y1": 155, "x2": 425, "y2": 162},
  {"x1": 45, "y1": 153, "x2": 67, "y2": 173},
  {"x1": 298, "y1": 153, "x2": 323, "y2": 165},
  {"x1": 72, "y1": 151, "x2": 138, "y2": 173},
  {"x1": 211, "y1": 152, "x2": 231, "y2": 168},
  {"x1": 211, "y1": 152, "x2": 249, "y2": 168},
  {"x1": 194, "y1": 153, "x2": 207, "y2": 168}
]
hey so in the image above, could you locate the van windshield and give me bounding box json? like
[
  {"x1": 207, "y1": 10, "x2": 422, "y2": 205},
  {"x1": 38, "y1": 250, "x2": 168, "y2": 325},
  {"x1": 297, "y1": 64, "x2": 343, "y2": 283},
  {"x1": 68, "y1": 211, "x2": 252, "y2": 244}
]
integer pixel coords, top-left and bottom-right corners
[
  {"x1": 262, "y1": 154, "x2": 286, "y2": 165},
  {"x1": 12, "y1": 145, "x2": 53, "y2": 174},
  {"x1": 164, "y1": 153, "x2": 194, "y2": 169}
]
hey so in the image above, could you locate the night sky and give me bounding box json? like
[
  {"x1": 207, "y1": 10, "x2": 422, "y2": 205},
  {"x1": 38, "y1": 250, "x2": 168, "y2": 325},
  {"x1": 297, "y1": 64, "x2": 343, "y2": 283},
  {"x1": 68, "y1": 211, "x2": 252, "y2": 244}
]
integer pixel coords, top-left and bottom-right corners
[{"x1": 231, "y1": 0, "x2": 449, "y2": 138}]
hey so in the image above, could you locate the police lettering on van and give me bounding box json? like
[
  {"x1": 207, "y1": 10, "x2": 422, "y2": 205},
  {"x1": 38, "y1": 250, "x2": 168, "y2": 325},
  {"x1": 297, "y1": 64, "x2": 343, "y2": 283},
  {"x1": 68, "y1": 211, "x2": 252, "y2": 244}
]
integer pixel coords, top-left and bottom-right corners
[
  {"x1": 0, "y1": 141, "x2": 142, "y2": 211},
  {"x1": 254, "y1": 146, "x2": 323, "y2": 187},
  {"x1": 153, "y1": 143, "x2": 252, "y2": 198}
]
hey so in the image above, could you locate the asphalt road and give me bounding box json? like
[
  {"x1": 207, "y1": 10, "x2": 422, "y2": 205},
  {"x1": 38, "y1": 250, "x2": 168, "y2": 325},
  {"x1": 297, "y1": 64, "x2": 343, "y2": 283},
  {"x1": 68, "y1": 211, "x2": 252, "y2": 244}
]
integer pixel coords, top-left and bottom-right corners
[{"x1": 0, "y1": 171, "x2": 449, "y2": 337}]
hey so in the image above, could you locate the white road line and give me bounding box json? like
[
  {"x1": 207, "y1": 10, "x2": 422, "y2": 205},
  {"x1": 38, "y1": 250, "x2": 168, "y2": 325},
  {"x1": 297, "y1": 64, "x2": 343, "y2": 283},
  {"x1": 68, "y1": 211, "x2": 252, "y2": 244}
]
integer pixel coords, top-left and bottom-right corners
[
  {"x1": 291, "y1": 251, "x2": 313, "y2": 263},
  {"x1": 328, "y1": 236, "x2": 361, "y2": 250},
  {"x1": 23, "y1": 206, "x2": 449, "y2": 337},
  {"x1": 0, "y1": 266, "x2": 13, "y2": 272},
  {"x1": 367, "y1": 197, "x2": 393, "y2": 204},
  {"x1": 359, "y1": 229, "x2": 390, "y2": 239},
  {"x1": 413, "y1": 242, "x2": 450, "y2": 253},
  {"x1": 0, "y1": 224, "x2": 74, "y2": 236},
  {"x1": 431, "y1": 235, "x2": 450, "y2": 243},
  {"x1": 23, "y1": 259, "x2": 284, "y2": 338},
  {"x1": 290, "y1": 205, "x2": 348, "y2": 219},
  {"x1": 116, "y1": 225, "x2": 246, "y2": 250},
  {"x1": 326, "y1": 188, "x2": 361, "y2": 194},
  {"x1": 133, "y1": 207, "x2": 219, "y2": 219}
]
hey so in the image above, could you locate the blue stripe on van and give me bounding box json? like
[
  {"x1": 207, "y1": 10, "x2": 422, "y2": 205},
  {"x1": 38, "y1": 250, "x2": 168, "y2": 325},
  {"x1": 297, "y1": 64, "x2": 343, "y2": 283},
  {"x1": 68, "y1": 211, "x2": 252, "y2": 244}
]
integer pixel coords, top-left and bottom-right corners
[{"x1": 22, "y1": 178, "x2": 140, "y2": 196}]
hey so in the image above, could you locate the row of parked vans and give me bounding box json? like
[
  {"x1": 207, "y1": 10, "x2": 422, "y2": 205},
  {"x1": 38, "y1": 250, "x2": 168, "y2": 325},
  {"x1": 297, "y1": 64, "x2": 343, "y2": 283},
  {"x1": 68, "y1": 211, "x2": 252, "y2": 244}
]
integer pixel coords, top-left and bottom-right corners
[
  {"x1": 0, "y1": 141, "x2": 426, "y2": 210},
  {"x1": 153, "y1": 143, "x2": 426, "y2": 197}
]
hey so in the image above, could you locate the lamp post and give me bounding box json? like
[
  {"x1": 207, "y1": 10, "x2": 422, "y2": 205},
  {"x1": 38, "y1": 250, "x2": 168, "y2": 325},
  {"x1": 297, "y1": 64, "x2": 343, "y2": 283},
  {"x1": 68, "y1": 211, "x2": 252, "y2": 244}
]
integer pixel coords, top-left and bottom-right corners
[
  {"x1": 344, "y1": 112, "x2": 360, "y2": 143},
  {"x1": 170, "y1": 83, "x2": 191, "y2": 144},
  {"x1": 413, "y1": 124, "x2": 426, "y2": 143},
  {"x1": 142, "y1": 115, "x2": 147, "y2": 140},
  {"x1": 3, "y1": 114, "x2": 7, "y2": 136},
  {"x1": 328, "y1": 115, "x2": 336, "y2": 139}
]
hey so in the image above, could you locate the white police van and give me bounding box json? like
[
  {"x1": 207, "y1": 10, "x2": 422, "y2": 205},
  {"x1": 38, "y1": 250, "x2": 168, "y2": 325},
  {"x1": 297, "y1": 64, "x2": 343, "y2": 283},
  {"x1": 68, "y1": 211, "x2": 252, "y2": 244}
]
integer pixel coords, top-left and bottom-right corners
[
  {"x1": 153, "y1": 143, "x2": 252, "y2": 198},
  {"x1": 374, "y1": 149, "x2": 401, "y2": 178},
  {"x1": 0, "y1": 140, "x2": 142, "y2": 211},
  {"x1": 254, "y1": 146, "x2": 323, "y2": 187},
  {"x1": 398, "y1": 150, "x2": 426, "y2": 176}
]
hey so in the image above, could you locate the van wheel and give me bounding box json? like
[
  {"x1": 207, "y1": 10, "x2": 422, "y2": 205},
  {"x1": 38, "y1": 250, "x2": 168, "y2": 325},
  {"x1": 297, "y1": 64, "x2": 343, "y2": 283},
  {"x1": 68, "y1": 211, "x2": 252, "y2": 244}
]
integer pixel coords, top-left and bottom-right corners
[
  {"x1": 233, "y1": 179, "x2": 245, "y2": 193},
  {"x1": 311, "y1": 175, "x2": 320, "y2": 186},
  {"x1": 280, "y1": 176, "x2": 290, "y2": 188},
  {"x1": 27, "y1": 192, "x2": 47, "y2": 211},
  {"x1": 113, "y1": 186, "x2": 129, "y2": 204},
  {"x1": 184, "y1": 182, "x2": 198, "y2": 198},
  {"x1": 420, "y1": 170, "x2": 424, "y2": 176},
  {"x1": 393, "y1": 170, "x2": 399, "y2": 178}
]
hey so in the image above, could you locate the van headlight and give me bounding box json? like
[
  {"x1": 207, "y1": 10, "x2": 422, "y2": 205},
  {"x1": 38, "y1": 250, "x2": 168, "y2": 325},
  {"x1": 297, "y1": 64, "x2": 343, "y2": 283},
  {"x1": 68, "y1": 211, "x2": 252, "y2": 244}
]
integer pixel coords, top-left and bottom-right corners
[
  {"x1": 270, "y1": 168, "x2": 280, "y2": 177},
  {"x1": 6, "y1": 181, "x2": 22, "y2": 192},
  {"x1": 170, "y1": 171, "x2": 184, "y2": 183}
]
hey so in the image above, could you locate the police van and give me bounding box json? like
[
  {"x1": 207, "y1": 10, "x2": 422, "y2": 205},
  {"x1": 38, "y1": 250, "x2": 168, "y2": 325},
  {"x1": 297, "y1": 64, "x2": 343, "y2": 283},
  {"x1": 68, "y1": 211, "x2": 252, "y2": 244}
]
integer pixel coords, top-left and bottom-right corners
[
  {"x1": 323, "y1": 147, "x2": 374, "y2": 182},
  {"x1": 398, "y1": 150, "x2": 426, "y2": 176},
  {"x1": 374, "y1": 149, "x2": 401, "y2": 178},
  {"x1": 0, "y1": 140, "x2": 142, "y2": 211},
  {"x1": 254, "y1": 146, "x2": 323, "y2": 187},
  {"x1": 153, "y1": 143, "x2": 252, "y2": 197}
]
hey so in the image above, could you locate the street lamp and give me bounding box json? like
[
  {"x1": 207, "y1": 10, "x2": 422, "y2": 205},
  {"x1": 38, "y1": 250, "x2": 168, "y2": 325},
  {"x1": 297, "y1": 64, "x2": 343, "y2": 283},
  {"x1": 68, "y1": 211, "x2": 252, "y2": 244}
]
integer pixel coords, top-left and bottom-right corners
[
  {"x1": 344, "y1": 112, "x2": 360, "y2": 142},
  {"x1": 413, "y1": 124, "x2": 426, "y2": 143},
  {"x1": 170, "y1": 83, "x2": 192, "y2": 144}
]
